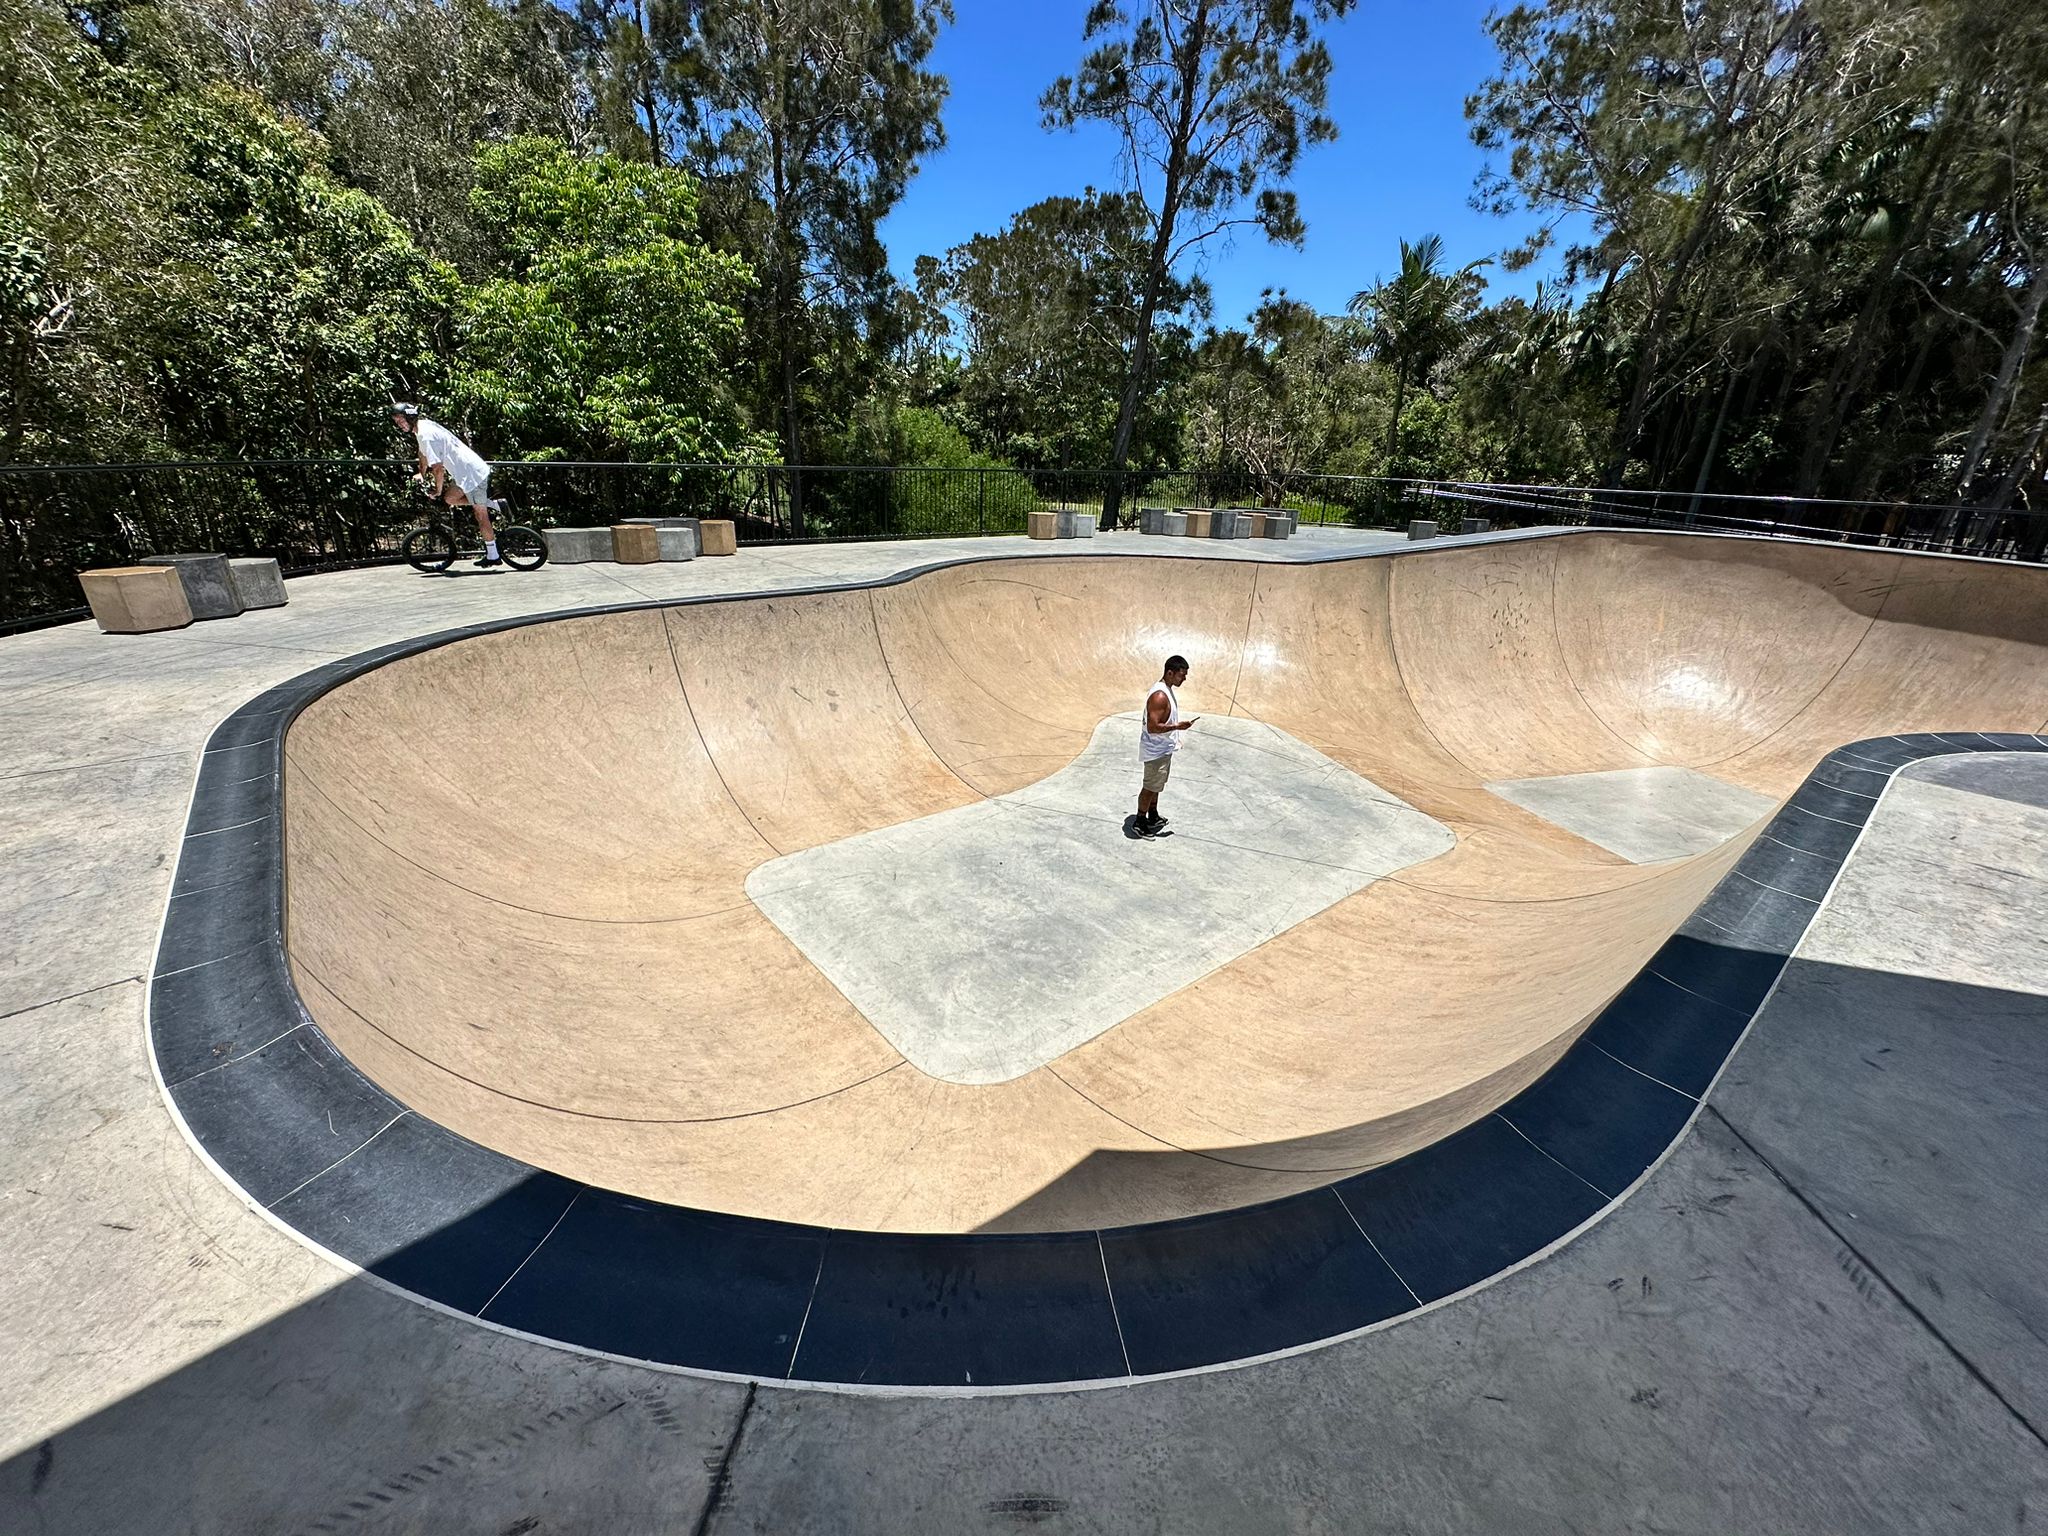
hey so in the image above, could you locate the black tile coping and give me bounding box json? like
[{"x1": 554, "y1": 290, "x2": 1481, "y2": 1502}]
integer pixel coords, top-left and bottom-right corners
[{"x1": 142, "y1": 561, "x2": 2048, "y2": 1389}]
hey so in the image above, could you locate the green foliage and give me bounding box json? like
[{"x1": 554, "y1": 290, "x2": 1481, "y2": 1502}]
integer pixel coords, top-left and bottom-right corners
[
  {"x1": 917, "y1": 189, "x2": 1204, "y2": 471},
  {"x1": 450, "y1": 136, "x2": 764, "y2": 463}
]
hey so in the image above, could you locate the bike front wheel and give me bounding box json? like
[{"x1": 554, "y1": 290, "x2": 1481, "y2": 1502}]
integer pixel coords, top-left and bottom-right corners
[
  {"x1": 499, "y1": 524, "x2": 549, "y2": 572},
  {"x1": 402, "y1": 525, "x2": 456, "y2": 573}
]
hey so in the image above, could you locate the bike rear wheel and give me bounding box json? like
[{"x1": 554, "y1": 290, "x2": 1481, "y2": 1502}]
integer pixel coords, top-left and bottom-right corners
[
  {"x1": 403, "y1": 525, "x2": 456, "y2": 573},
  {"x1": 499, "y1": 524, "x2": 549, "y2": 571}
]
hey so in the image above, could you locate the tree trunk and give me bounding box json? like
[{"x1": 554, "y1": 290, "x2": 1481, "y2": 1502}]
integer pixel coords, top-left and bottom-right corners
[
  {"x1": 1384, "y1": 366, "x2": 1407, "y2": 468},
  {"x1": 1687, "y1": 365, "x2": 1739, "y2": 522},
  {"x1": 1956, "y1": 259, "x2": 2048, "y2": 499}
]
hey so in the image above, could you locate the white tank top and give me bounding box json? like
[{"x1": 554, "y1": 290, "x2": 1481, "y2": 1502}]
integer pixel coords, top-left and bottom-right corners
[{"x1": 1139, "y1": 683, "x2": 1180, "y2": 761}]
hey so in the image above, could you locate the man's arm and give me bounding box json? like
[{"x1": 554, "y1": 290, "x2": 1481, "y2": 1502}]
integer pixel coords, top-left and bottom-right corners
[{"x1": 1146, "y1": 691, "x2": 1198, "y2": 732}]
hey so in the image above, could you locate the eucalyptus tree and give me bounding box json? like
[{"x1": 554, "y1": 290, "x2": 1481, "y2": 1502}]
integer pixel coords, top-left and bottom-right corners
[
  {"x1": 1041, "y1": 0, "x2": 1355, "y2": 515},
  {"x1": 676, "y1": 0, "x2": 951, "y2": 528}
]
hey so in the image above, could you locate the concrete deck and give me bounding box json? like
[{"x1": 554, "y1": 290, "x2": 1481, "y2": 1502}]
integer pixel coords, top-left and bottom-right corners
[{"x1": 4, "y1": 526, "x2": 2047, "y2": 1529}]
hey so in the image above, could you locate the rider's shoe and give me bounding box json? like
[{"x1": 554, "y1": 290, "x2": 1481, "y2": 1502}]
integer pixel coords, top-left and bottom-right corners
[{"x1": 472, "y1": 554, "x2": 502, "y2": 569}]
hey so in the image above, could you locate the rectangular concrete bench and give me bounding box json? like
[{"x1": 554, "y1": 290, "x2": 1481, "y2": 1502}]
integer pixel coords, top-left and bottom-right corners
[
  {"x1": 141, "y1": 553, "x2": 242, "y2": 619},
  {"x1": 1409, "y1": 519, "x2": 1439, "y2": 540},
  {"x1": 699, "y1": 520, "x2": 737, "y2": 556},
  {"x1": 77, "y1": 566, "x2": 193, "y2": 633},
  {"x1": 1182, "y1": 510, "x2": 1213, "y2": 538},
  {"x1": 1162, "y1": 511, "x2": 1189, "y2": 536},
  {"x1": 228, "y1": 557, "x2": 286, "y2": 609},
  {"x1": 1054, "y1": 510, "x2": 1094, "y2": 539},
  {"x1": 1207, "y1": 510, "x2": 1238, "y2": 538},
  {"x1": 611, "y1": 524, "x2": 660, "y2": 563},
  {"x1": 1140, "y1": 506, "x2": 1168, "y2": 535},
  {"x1": 1461, "y1": 517, "x2": 1492, "y2": 535},
  {"x1": 545, "y1": 527, "x2": 613, "y2": 564},
  {"x1": 1262, "y1": 514, "x2": 1295, "y2": 539},
  {"x1": 1028, "y1": 511, "x2": 1058, "y2": 540}
]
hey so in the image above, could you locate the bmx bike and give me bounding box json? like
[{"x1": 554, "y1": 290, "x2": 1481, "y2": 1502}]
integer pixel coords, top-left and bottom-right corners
[{"x1": 401, "y1": 489, "x2": 548, "y2": 574}]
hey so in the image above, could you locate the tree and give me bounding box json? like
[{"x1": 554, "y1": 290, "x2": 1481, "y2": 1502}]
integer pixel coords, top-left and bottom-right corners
[
  {"x1": 1349, "y1": 235, "x2": 1485, "y2": 467},
  {"x1": 918, "y1": 189, "x2": 1208, "y2": 470},
  {"x1": 676, "y1": 0, "x2": 951, "y2": 529},
  {"x1": 1041, "y1": 0, "x2": 1354, "y2": 516},
  {"x1": 452, "y1": 136, "x2": 764, "y2": 463}
]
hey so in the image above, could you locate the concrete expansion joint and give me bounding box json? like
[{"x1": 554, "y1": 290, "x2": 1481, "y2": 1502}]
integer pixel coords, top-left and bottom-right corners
[{"x1": 1703, "y1": 1104, "x2": 2048, "y2": 1456}]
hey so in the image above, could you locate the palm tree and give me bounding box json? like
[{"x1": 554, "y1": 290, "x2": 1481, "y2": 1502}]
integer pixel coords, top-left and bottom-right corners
[{"x1": 1349, "y1": 235, "x2": 1487, "y2": 466}]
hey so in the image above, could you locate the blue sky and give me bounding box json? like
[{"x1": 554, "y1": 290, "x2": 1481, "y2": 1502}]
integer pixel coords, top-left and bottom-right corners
[{"x1": 878, "y1": 1, "x2": 1588, "y2": 329}]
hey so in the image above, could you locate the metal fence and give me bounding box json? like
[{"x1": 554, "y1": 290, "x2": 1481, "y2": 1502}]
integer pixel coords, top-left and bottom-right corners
[{"x1": 2, "y1": 458, "x2": 2043, "y2": 632}]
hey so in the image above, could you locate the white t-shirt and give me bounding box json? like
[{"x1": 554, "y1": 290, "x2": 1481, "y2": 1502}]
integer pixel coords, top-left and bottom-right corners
[
  {"x1": 1139, "y1": 683, "x2": 1180, "y2": 761},
  {"x1": 416, "y1": 418, "x2": 491, "y2": 496}
]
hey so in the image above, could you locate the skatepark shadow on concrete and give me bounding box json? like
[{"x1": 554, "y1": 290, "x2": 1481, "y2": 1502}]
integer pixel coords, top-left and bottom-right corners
[{"x1": 8, "y1": 938, "x2": 2047, "y2": 1534}]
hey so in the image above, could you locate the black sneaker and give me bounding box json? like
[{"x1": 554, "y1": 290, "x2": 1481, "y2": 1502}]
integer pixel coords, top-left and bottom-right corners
[
  {"x1": 1148, "y1": 813, "x2": 1170, "y2": 831},
  {"x1": 472, "y1": 554, "x2": 502, "y2": 569}
]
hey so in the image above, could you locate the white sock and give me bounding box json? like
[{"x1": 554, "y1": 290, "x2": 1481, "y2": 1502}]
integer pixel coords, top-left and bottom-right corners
[{"x1": 485, "y1": 539, "x2": 499, "y2": 558}]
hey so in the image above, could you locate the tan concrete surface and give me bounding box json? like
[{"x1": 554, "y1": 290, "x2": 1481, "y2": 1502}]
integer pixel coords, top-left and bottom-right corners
[{"x1": 278, "y1": 534, "x2": 2048, "y2": 1233}]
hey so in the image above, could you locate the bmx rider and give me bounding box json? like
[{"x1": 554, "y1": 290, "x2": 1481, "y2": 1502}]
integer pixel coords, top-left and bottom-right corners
[{"x1": 393, "y1": 404, "x2": 501, "y2": 567}]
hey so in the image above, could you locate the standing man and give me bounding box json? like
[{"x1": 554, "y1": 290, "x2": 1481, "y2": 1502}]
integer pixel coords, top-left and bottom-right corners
[
  {"x1": 392, "y1": 403, "x2": 501, "y2": 567},
  {"x1": 1134, "y1": 654, "x2": 1198, "y2": 839}
]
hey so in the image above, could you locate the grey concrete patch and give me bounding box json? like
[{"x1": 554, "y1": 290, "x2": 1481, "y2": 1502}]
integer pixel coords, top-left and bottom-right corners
[
  {"x1": 747, "y1": 715, "x2": 1453, "y2": 1083},
  {"x1": 1799, "y1": 774, "x2": 2048, "y2": 994},
  {"x1": 1900, "y1": 747, "x2": 2048, "y2": 813},
  {"x1": 1487, "y1": 764, "x2": 1777, "y2": 863}
]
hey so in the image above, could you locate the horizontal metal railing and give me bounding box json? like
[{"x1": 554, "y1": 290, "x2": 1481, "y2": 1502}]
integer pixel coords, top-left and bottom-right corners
[{"x1": 2, "y1": 458, "x2": 2042, "y2": 631}]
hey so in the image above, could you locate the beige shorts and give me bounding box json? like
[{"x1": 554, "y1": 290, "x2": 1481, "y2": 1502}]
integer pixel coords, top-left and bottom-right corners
[{"x1": 1141, "y1": 754, "x2": 1173, "y2": 792}]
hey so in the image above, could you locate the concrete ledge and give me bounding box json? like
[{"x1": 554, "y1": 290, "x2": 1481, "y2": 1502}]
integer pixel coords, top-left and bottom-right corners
[
  {"x1": 77, "y1": 565, "x2": 193, "y2": 633},
  {"x1": 610, "y1": 524, "x2": 660, "y2": 564},
  {"x1": 228, "y1": 557, "x2": 287, "y2": 609},
  {"x1": 699, "y1": 520, "x2": 738, "y2": 556},
  {"x1": 141, "y1": 553, "x2": 242, "y2": 620},
  {"x1": 544, "y1": 528, "x2": 613, "y2": 564}
]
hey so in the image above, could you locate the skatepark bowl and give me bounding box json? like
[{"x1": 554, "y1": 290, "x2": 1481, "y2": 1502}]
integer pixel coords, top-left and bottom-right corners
[{"x1": 151, "y1": 528, "x2": 2048, "y2": 1388}]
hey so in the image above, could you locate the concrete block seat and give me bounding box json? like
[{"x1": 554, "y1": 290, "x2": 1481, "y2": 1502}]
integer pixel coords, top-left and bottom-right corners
[
  {"x1": 656, "y1": 526, "x2": 699, "y2": 560},
  {"x1": 1409, "y1": 519, "x2": 1439, "y2": 540},
  {"x1": 1139, "y1": 506, "x2": 1168, "y2": 534},
  {"x1": 228, "y1": 557, "x2": 287, "y2": 608},
  {"x1": 1162, "y1": 511, "x2": 1189, "y2": 536},
  {"x1": 544, "y1": 527, "x2": 613, "y2": 564},
  {"x1": 141, "y1": 552, "x2": 241, "y2": 619},
  {"x1": 1055, "y1": 510, "x2": 1094, "y2": 539},
  {"x1": 1028, "y1": 511, "x2": 1058, "y2": 540},
  {"x1": 1262, "y1": 513, "x2": 1295, "y2": 539},
  {"x1": 610, "y1": 524, "x2": 660, "y2": 564},
  {"x1": 1207, "y1": 510, "x2": 1239, "y2": 538},
  {"x1": 76, "y1": 565, "x2": 193, "y2": 633},
  {"x1": 699, "y1": 520, "x2": 738, "y2": 556},
  {"x1": 1462, "y1": 517, "x2": 1493, "y2": 535},
  {"x1": 1182, "y1": 510, "x2": 1213, "y2": 538}
]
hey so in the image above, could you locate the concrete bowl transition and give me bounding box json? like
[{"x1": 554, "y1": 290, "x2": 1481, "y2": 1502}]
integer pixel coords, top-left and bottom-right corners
[{"x1": 272, "y1": 532, "x2": 2048, "y2": 1238}]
